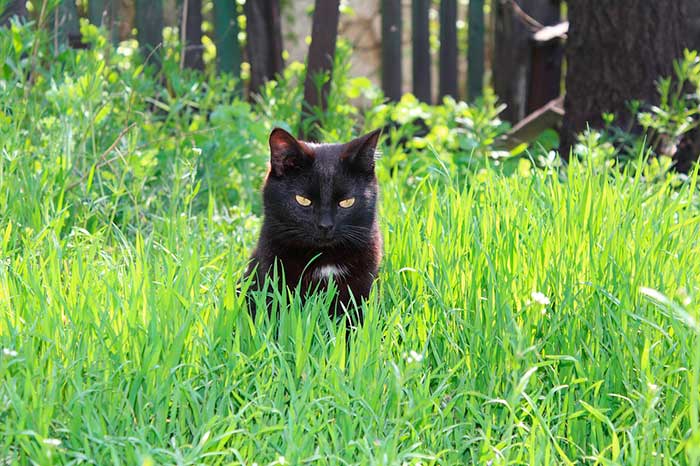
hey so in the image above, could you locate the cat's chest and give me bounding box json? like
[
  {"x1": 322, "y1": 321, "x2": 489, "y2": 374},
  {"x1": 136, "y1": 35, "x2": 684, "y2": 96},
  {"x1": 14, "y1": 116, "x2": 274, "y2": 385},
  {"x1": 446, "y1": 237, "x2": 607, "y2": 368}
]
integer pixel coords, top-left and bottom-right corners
[{"x1": 310, "y1": 264, "x2": 350, "y2": 282}]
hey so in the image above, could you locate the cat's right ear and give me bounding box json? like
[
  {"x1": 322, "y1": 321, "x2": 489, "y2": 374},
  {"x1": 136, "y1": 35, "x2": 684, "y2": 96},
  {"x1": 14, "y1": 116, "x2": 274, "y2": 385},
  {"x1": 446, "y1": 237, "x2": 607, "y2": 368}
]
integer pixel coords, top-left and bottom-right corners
[{"x1": 269, "y1": 128, "x2": 313, "y2": 177}]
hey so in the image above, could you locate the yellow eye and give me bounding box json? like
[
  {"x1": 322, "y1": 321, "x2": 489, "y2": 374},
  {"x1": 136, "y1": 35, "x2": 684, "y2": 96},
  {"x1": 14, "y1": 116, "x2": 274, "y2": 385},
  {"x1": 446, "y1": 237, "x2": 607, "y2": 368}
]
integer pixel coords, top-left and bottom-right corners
[
  {"x1": 295, "y1": 195, "x2": 312, "y2": 206},
  {"x1": 339, "y1": 198, "x2": 355, "y2": 208}
]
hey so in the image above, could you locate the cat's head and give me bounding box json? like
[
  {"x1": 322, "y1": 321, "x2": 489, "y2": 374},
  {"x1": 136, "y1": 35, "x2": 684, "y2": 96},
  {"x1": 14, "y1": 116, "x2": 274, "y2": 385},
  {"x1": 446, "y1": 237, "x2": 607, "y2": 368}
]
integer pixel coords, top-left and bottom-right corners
[{"x1": 262, "y1": 128, "x2": 381, "y2": 249}]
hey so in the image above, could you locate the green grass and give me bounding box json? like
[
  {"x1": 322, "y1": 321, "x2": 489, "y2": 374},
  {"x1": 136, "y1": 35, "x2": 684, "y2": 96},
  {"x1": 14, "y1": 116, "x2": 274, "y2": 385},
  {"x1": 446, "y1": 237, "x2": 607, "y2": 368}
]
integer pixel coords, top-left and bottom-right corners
[{"x1": 2, "y1": 150, "x2": 700, "y2": 463}]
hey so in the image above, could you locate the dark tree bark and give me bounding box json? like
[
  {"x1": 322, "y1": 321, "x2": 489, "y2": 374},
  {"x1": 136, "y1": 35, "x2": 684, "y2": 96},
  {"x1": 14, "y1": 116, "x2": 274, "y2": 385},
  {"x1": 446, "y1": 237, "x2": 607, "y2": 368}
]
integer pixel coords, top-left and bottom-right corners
[
  {"x1": 493, "y1": 0, "x2": 560, "y2": 123},
  {"x1": 136, "y1": 0, "x2": 163, "y2": 65},
  {"x1": 411, "y1": 0, "x2": 431, "y2": 103},
  {"x1": 669, "y1": 1, "x2": 700, "y2": 172},
  {"x1": 439, "y1": 0, "x2": 457, "y2": 100},
  {"x1": 467, "y1": 0, "x2": 485, "y2": 101},
  {"x1": 244, "y1": 0, "x2": 284, "y2": 95},
  {"x1": 183, "y1": 0, "x2": 204, "y2": 70},
  {"x1": 213, "y1": 0, "x2": 241, "y2": 77},
  {"x1": 689, "y1": 0, "x2": 700, "y2": 52},
  {"x1": 381, "y1": 0, "x2": 402, "y2": 101},
  {"x1": 560, "y1": 0, "x2": 687, "y2": 157},
  {"x1": 1, "y1": 0, "x2": 27, "y2": 26},
  {"x1": 300, "y1": 0, "x2": 341, "y2": 139}
]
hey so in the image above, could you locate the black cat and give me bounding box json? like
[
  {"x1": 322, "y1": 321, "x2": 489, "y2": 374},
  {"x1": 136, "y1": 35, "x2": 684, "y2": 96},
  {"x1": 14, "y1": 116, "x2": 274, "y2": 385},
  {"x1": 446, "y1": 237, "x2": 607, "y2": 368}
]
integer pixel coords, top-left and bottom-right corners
[{"x1": 246, "y1": 128, "x2": 383, "y2": 324}]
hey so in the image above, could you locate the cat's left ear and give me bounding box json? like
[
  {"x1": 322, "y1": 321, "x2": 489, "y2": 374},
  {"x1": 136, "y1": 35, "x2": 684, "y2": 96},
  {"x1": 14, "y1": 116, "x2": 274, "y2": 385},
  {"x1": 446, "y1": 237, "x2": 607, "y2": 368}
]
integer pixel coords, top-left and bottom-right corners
[
  {"x1": 342, "y1": 129, "x2": 382, "y2": 173},
  {"x1": 269, "y1": 128, "x2": 313, "y2": 177}
]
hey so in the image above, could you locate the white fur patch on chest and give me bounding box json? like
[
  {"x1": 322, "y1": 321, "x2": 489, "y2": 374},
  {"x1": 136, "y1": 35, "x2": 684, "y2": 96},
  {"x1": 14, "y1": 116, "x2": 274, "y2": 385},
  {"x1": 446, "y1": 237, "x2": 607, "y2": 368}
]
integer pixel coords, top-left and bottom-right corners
[{"x1": 312, "y1": 264, "x2": 349, "y2": 281}]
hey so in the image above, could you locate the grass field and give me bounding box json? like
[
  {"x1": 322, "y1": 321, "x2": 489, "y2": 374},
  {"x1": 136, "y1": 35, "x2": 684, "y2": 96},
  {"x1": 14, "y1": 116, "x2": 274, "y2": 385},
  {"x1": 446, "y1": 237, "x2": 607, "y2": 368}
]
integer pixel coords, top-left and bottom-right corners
[
  {"x1": 3, "y1": 149, "x2": 700, "y2": 463},
  {"x1": 2, "y1": 27, "x2": 700, "y2": 465}
]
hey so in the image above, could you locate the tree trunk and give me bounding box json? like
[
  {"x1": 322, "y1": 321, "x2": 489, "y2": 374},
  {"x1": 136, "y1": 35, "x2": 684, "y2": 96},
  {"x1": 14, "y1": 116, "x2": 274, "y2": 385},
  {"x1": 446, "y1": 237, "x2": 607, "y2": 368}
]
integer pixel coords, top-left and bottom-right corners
[
  {"x1": 467, "y1": 0, "x2": 485, "y2": 101},
  {"x1": 675, "y1": 1, "x2": 700, "y2": 172},
  {"x1": 439, "y1": 0, "x2": 457, "y2": 100},
  {"x1": 381, "y1": 0, "x2": 402, "y2": 101},
  {"x1": 411, "y1": 0, "x2": 431, "y2": 103},
  {"x1": 493, "y1": 0, "x2": 560, "y2": 123},
  {"x1": 213, "y1": 0, "x2": 241, "y2": 77},
  {"x1": 244, "y1": 0, "x2": 284, "y2": 96},
  {"x1": 1, "y1": 0, "x2": 27, "y2": 26},
  {"x1": 136, "y1": 0, "x2": 163, "y2": 65},
  {"x1": 689, "y1": 0, "x2": 700, "y2": 53},
  {"x1": 300, "y1": 0, "x2": 341, "y2": 140},
  {"x1": 560, "y1": 0, "x2": 687, "y2": 156},
  {"x1": 182, "y1": 0, "x2": 203, "y2": 70}
]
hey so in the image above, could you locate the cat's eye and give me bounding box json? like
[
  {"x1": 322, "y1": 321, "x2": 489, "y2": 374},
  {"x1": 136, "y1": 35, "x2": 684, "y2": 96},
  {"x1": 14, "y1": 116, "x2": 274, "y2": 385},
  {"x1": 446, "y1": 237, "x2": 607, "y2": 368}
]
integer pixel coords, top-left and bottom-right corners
[
  {"x1": 295, "y1": 195, "x2": 312, "y2": 206},
  {"x1": 339, "y1": 198, "x2": 355, "y2": 208}
]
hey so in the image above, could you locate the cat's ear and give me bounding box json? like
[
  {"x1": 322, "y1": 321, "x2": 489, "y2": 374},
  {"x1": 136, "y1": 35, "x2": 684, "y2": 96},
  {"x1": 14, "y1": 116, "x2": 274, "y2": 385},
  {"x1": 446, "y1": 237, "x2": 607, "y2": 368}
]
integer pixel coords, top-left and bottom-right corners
[
  {"x1": 269, "y1": 128, "x2": 313, "y2": 176},
  {"x1": 342, "y1": 129, "x2": 381, "y2": 173}
]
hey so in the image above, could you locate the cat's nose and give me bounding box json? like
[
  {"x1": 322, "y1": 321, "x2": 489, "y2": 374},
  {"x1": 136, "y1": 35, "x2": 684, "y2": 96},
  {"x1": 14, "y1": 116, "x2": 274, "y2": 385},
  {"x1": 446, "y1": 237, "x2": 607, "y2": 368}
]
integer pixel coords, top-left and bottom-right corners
[{"x1": 318, "y1": 221, "x2": 334, "y2": 234}]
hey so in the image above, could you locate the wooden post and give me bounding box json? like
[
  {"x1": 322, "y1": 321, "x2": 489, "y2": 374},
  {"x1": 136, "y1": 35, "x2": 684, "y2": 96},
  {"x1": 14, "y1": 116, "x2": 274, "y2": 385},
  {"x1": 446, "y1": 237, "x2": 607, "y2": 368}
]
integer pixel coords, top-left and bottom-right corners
[
  {"x1": 136, "y1": 0, "x2": 163, "y2": 65},
  {"x1": 467, "y1": 0, "x2": 484, "y2": 101},
  {"x1": 244, "y1": 0, "x2": 284, "y2": 95},
  {"x1": 89, "y1": 0, "x2": 105, "y2": 25},
  {"x1": 381, "y1": 0, "x2": 402, "y2": 101},
  {"x1": 213, "y1": 0, "x2": 241, "y2": 77},
  {"x1": 182, "y1": 0, "x2": 204, "y2": 70},
  {"x1": 55, "y1": 0, "x2": 81, "y2": 51},
  {"x1": 88, "y1": 0, "x2": 119, "y2": 44},
  {"x1": 493, "y1": 0, "x2": 560, "y2": 123},
  {"x1": 439, "y1": 0, "x2": 458, "y2": 100},
  {"x1": 411, "y1": 0, "x2": 431, "y2": 103},
  {"x1": 300, "y1": 0, "x2": 341, "y2": 139}
]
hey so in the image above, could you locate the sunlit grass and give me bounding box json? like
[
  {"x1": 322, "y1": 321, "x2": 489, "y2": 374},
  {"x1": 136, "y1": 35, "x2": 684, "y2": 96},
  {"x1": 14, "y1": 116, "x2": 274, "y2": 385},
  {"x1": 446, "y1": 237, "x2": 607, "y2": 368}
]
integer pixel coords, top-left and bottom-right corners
[{"x1": 2, "y1": 144, "x2": 700, "y2": 463}]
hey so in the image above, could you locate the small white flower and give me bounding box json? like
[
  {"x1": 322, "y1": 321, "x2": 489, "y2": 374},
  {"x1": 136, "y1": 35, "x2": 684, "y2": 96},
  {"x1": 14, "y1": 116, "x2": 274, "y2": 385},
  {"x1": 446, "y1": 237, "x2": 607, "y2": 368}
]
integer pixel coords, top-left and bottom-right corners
[
  {"x1": 42, "y1": 438, "x2": 61, "y2": 447},
  {"x1": 278, "y1": 456, "x2": 286, "y2": 465},
  {"x1": 2, "y1": 348, "x2": 18, "y2": 357},
  {"x1": 531, "y1": 291, "x2": 551, "y2": 306},
  {"x1": 407, "y1": 350, "x2": 423, "y2": 363}
]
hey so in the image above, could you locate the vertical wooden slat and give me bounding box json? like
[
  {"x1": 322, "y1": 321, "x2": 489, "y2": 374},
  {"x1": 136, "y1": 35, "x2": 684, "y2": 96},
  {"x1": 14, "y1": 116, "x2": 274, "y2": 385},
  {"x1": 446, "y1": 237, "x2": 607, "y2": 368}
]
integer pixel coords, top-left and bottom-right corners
[
  {"x1": 89, "y1": 0, "x2": 105, "y2": 25},
  {"x1": 439, "y1": 0, "x2": 458, "y2": 100},
  {"x1": 493, "y1": 0, "x2": 560, "y2": 122},
  {"x1": 182, "y1": 0, "x2": 204, "y2": 70},
  {"x1": 300, "y1": 0, "x2": 341, "y2": 139},
  {"x1": 55, "y1": 0, "x2": 80, "y2": 51},
  {"x1": 412, "y1": 0, "x2": 431, "y2": 103},
  {"x1": 467, "y1": 0, "x2": 485, "y2": 100},
  {"x1": 213, "y1": 0, "x2": 241, "y2": 77},
  {"x1": 381, "y1": 0, "x2": 402, "y2": 101},
  {"x1": 136, "y1": 0, "x2": 163, "y2": 64},
  {"x1": 88, "y1": 0, "x2": 119, "y2": 44},
  {"x1": 245, "y1": 0, "x2": 284, "y2": 95}
]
